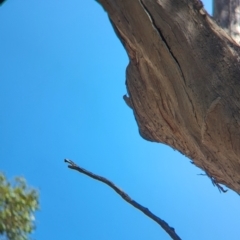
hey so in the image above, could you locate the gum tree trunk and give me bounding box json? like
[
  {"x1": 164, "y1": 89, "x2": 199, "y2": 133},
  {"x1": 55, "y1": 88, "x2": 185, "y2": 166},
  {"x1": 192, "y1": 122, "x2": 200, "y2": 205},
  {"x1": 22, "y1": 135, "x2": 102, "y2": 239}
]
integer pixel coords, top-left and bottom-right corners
[
  {"x1": 97, "y1": 0, "x2": 240, "y2": 194},
  {"x1": 213, "y1": 0, "x2": 240, "y2": 44}
]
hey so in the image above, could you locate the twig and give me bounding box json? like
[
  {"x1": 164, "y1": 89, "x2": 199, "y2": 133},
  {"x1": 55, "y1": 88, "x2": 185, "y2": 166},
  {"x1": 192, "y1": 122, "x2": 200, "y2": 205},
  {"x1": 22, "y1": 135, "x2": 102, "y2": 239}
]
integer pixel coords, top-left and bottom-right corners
[
  {"x1": 198, "y1": 172, "x2": 228, "y2": 193},
  {"x1": 64, "y1": 159, "x2": 182, "y2": 240},
  {"x1": 199, "y1": 173, "x2": 228, "y2": 193},
  {"x1": 191, "y1": 161, "x2": 227, "y2": 193}
]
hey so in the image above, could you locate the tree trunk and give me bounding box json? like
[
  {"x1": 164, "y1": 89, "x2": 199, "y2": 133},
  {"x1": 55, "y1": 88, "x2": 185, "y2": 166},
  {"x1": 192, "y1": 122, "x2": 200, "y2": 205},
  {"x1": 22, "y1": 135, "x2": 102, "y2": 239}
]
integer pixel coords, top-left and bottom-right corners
[
  {"x1": 213, "y1": 0, "x2": 240, "y2": 44},
  {"x1": 97, "y1": 0, "x2": 240, "y2": 194}
]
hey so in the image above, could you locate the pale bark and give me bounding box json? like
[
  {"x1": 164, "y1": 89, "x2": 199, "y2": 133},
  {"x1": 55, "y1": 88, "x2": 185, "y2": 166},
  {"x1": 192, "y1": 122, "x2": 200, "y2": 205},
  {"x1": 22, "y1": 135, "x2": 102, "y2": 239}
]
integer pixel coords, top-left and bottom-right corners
[
  {"x1": 97, "y1": 0, "x2": 240, "y2": 194},
  {"x1": 214, "y1": 0, "x2": 240, "y2": 44}
]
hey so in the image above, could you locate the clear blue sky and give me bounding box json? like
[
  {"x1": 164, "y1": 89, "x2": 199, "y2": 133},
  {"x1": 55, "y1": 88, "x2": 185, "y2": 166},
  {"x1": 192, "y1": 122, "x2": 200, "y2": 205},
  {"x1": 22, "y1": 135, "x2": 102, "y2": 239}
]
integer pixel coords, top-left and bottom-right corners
[{"x1": 1, "y1": 1, "x2": 240, "y2": 239}]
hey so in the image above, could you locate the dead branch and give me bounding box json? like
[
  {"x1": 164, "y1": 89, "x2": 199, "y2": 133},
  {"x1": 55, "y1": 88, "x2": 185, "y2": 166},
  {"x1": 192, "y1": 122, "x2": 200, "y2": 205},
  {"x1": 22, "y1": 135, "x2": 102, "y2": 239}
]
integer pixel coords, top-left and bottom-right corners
[
  {"x1": 64, "y1": 159, "x2": 182, "y2": 240},
  {"x1": 198, "y1": 173, "x2": 228, "y2": 193},
  {"x1": 96, "y1": 0, "x2": 240, "y2": 194}
]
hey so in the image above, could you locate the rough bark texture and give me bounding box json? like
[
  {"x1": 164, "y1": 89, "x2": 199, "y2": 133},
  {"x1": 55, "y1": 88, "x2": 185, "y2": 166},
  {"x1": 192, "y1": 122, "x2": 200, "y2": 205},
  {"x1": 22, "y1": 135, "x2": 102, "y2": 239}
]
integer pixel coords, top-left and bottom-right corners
[{"x1": 97, "y1": 0, "x2": 240, "y2": 194}]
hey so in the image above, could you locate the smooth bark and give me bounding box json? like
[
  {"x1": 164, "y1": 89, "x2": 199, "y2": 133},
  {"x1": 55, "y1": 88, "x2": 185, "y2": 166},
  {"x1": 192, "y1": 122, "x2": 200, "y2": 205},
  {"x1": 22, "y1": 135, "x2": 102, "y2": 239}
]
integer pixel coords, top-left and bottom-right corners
[{"x1": 213, "y1": 0, "x2": 240, "y2": 44}]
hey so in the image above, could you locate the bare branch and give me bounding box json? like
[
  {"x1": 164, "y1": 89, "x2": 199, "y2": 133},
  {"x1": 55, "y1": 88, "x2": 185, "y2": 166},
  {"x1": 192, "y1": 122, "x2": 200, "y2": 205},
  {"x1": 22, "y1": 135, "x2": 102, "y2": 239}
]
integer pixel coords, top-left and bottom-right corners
[
  {"x1": 64, "y1": 159, "x2": 182, "y2": 240},
  {"x1": 198, "y1": 173, "x2": 228, "y2": 193}
]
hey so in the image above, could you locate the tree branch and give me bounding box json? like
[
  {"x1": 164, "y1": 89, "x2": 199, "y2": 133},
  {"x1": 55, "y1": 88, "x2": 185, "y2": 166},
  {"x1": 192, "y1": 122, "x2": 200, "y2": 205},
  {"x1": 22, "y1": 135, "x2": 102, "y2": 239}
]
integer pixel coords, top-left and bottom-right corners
[
  {"x1": 95, "y1": 0, "x2": 240, "y2": 194},
  {"x1": 64, "y1": 159, "x2": 181, "y2": 240}
]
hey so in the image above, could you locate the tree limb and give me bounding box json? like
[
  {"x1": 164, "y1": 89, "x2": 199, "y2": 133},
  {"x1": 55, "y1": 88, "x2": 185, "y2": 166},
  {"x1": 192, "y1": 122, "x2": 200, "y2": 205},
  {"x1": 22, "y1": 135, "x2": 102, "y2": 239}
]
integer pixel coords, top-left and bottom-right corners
[
  {"x1": 64, "y1": 159, "x2": 182, "y2": 240},
  {"x1": 96, "y1": 0, "x2": 240, "y2": 194}
]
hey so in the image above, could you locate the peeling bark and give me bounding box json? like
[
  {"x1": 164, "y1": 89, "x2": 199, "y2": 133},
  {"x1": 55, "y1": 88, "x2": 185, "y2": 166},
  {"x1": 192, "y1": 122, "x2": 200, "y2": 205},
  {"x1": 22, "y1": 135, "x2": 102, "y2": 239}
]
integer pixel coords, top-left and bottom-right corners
[{"x1": 97, "y1": 0, "x2": 240, "y2": 194}]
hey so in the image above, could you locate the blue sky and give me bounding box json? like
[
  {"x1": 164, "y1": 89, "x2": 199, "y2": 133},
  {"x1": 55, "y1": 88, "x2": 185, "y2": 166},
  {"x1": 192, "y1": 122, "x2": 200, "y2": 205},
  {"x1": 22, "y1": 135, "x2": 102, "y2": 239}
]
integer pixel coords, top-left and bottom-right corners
[{"x1": 1, "y1": 1, "x2": 240, "y2": 239}]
